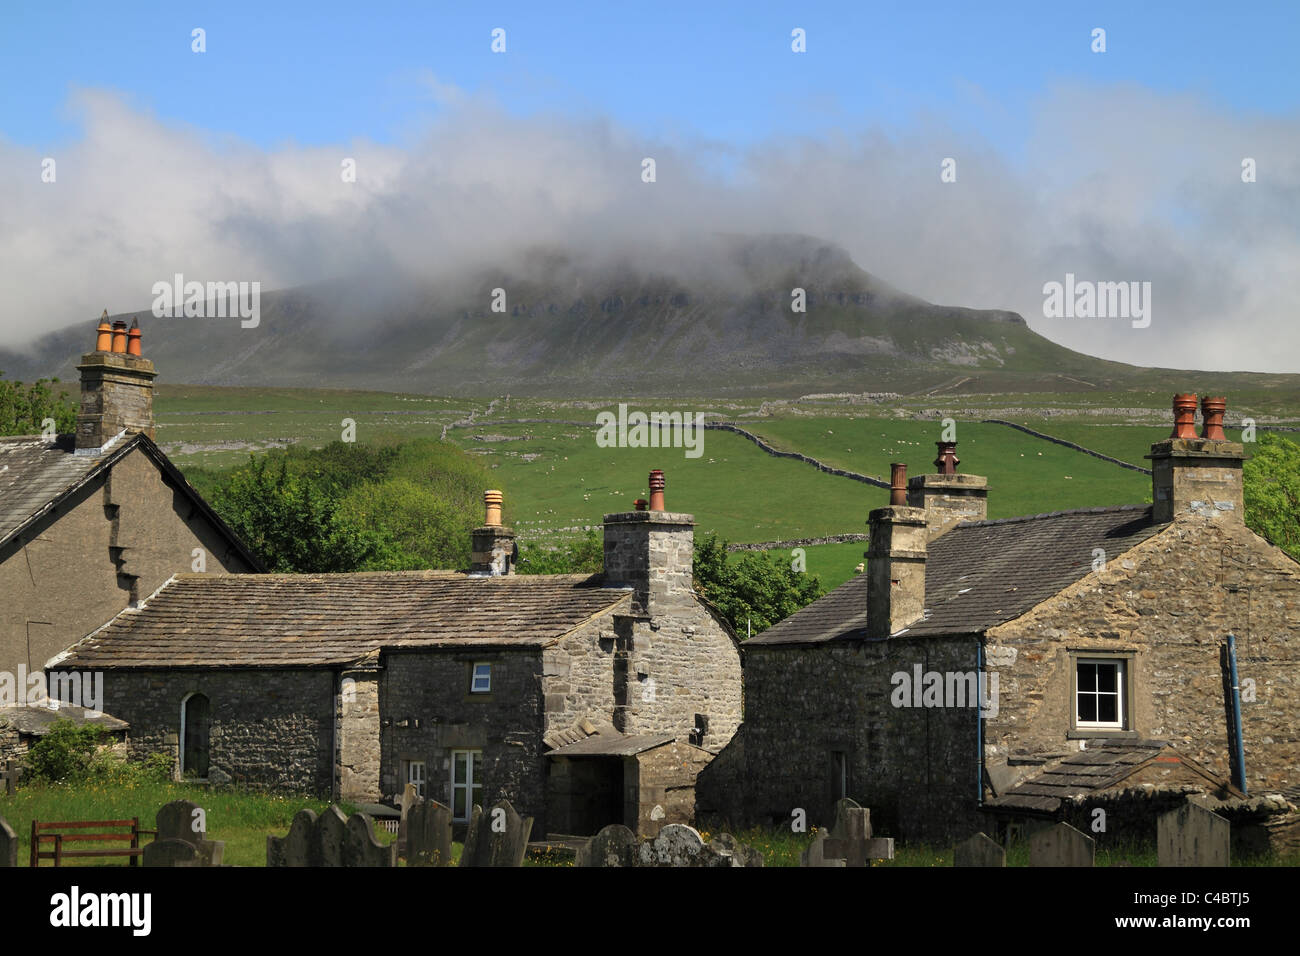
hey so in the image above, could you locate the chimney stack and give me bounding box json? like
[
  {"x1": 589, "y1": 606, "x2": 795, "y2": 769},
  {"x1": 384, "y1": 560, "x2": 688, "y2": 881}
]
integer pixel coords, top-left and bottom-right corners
[
  {"x1": 1146, "y1": 393, "x2": 1247, "y2": 523},
  {"x1": 75, "y1": 313, "x2": 156, "y2": 452},
  {"x1": 906, "y1": 441, "x2": 988, "y2": 540},
  {"x1": 867, "y1": 467, "x2": 928, "y2": 638},
  {"x1": 604, "y1": 470, "x2": 694, "y2": 614},
  {"x1": 470, "y1": 490, "x2": 516, "y2": 575}
]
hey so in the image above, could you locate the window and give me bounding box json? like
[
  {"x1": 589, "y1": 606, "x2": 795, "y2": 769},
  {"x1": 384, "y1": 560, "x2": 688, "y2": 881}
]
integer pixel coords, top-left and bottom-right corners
[
  {"x1": 451, "y1": 750, "x2": 483, "y2": 822},
  {"x1": 406, "y1": 760, "x2": 427, "y2": 799},
  {"x1": 1075, "y1": 659, "x2": 1126, "y2": 729},
  {"x1": 470, "y1": 662, "x2": 492, "y2": 694}
]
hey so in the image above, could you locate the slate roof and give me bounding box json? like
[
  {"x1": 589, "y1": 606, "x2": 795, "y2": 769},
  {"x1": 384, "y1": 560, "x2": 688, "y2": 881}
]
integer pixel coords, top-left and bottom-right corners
[
  {"x1": 0, "y1": 703, "x2": 129, "y2": 736},
  {"x1": 0, "y1": 432, "x2": 259, "y2": 567},
  {"x1": 52, "y1": 572, "x2": 634, "y2": 669},
  {"x1": 983, "y1": 741, "x2": 1232, "y2": 814},
  {"x1": 748, "y1": 505, "x2": 1166, "y2": 645},
  {"x1": 546, "y1": 730, "x2": 677, "y2": 758},
  {"x1": 0, "y1": 433, "x2": 131, "y2": 547}
]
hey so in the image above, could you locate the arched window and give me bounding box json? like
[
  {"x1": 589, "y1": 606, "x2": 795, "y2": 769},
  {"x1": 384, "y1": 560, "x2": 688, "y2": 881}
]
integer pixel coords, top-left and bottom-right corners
[{"x1": 180, "y1": 692, "x2": 211, "y2": 778}]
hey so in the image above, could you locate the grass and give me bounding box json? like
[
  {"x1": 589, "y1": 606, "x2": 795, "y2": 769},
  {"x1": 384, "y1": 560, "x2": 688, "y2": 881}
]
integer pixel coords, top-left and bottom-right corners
[{"x1": 0, "y1": 780, "x2": 382, "y2": 867}]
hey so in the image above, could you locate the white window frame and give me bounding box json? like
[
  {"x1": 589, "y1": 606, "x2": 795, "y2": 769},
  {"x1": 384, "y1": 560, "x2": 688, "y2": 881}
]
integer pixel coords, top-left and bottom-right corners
[
  {"x1": 450, "y1": 749, "x2": 483, "y2": 823},
  {"x1": 470, "y1": 662, "x2": 492, "y2": 694},
  {"x1": 406, "y1": 760, "x2": 427, "y2": 798},
  {"x1": 1075, "y1": 658, "x2": 1126, "y2": 729}
]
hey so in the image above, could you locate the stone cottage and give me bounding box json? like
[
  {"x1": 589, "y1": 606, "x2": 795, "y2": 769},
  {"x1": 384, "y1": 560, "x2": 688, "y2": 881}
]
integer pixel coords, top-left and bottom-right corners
[
  {"x1": 698, "y1": 397, "x2": 1300, "y2": 843},
  {"x1": 47, "y1": 474, "x2": 743, "y2": 838},
  {"x1": 0, "y1": 315, "x2": 257, "y2": 683}
]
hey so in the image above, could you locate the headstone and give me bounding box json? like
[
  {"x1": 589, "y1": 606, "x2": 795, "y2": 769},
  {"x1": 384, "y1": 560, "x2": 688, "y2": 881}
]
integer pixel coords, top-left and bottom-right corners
[
  {"x1": 153, "y1": 799, "x2": 224, "y2": 866},
  {"x1": 156, "y1": 800, "x2": 205, "y2": 843},
  {"x1": 142, "y1": 838, "x2": 199, "y2": 867},
  {"x1": 576, "y1": 824, "x2": 638, "y2": 867},
  {"x1": 953, "y1": 832, "x2": 1005, "y2": 867},
  {"x1": 821, "y1": 798, "x2": 874, "y2": 866},
  {"x1": 0, "y1": 761, "x2": 20, "y2": 796},
  {"x1": 268, "y1": 809, "x2": 318, "y2": 867},
  {"x1": 316, "y1": 805, "x2": 348, "y2": 867},
  {"x1": 711, "y1": 832, "x2": 765, "y2": 867},
  {"x1": 344, "y1": 813, "x2": 397, "y2": 867},
  {"x1": 459, "y1": 799, "x2": 533, "y2": 867},
  {"x1": 1158, "y1": 802, "x2": 1230, "y2": 867},
  {"x1": 638, "y1": 824, "x2": 722, "y2": 867},
  {"x1": 1029, "y1": 822, "x2": 1095, "y2": 867},
  {"x1": 801, "y1": 798, "x2": 893, "y2": 866},
  {"x1": 396, "y1": 782, "x2": 419, "y2": 857},
  {"x1": 0, "y1": 815, "x2": 16, "y2": 867},
  {"x1": 801, "y1": 831, "x2": 847, "y2": 868},
  {"x1": 406, "y1": 799, "x2": 454, "y2": 867}
]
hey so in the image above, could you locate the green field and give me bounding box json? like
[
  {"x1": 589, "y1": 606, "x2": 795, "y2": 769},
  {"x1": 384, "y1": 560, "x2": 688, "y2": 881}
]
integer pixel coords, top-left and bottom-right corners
[{"x1": 152, "y1": 383, "x2": 1293, "y2": 592}]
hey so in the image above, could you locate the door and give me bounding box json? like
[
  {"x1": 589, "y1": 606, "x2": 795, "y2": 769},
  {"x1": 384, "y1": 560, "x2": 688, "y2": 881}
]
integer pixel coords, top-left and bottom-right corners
[
  {"x1": 182, "y1": 693, "x2": 210, "y2": 778},
  {"x1": 450, "y1": 750, "x2": 483, "y2": 822}
]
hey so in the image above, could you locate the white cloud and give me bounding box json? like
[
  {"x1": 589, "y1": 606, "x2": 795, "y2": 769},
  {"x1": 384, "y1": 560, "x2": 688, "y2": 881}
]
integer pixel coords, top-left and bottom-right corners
[{"x1": 2, "y1": 81, "x2": 1296, "y2": 372}]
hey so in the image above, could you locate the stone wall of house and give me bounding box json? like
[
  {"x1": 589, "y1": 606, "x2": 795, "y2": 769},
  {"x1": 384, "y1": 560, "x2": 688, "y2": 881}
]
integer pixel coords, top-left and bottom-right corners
[
  {"x1": 380, "y1": 648, "x2": 547, "y2": 827},
  {"x1": 984, "y1": 515, "x2": 1300, "y2": 797},
  {"x1": 633, "y1": 741, "x2": 712, "y2": 836},
  {"x1": 80, "y1": 669, "x2": 335, "y2": 793},
  {"x1": 542, "y1": 613, "x2": 620, "y2": 735},
  {"x1": 700, "y1": 635, "x2": 983, "y2": 841},
  {"x1": 0, "y1": 445, "x2": 252, "y2": 677}
]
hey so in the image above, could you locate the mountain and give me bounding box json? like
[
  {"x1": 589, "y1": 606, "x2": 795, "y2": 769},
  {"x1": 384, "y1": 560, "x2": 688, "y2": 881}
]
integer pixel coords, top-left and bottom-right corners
[{"x1": 0, "y1": 234, "x2": 1279, "y2": 397}]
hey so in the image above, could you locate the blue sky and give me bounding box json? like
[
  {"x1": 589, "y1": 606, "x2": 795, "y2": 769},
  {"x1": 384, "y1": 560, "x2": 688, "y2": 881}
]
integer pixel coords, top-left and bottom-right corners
[
  {"x1": 3, "y1": 2, "x2": 1298, "y2": 371},
  {"x1": 5, "y1": 2, "x2": 1296, "y2": 155}
]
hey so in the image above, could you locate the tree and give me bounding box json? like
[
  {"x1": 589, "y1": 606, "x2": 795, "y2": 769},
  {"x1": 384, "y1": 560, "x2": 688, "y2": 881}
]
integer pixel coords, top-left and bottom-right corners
[
  {"x1": 209, "y1": 455, "x2": 390, "y2": 572},
  {"x1": 692, "y1": 533, "x2": 824, "y2": 636},
  {"x1": 1244, "y1": 433, "x2": 1300, "y2": 561},
  {"x1": 198, "y1": 439, "x2": 495, "y2": 573},
  {"x1": 0, "y1": 371, "x2": 76, "y2": 436},
  {"x1": 517, "y1": 528, "x2": 603, "y2": 575}
]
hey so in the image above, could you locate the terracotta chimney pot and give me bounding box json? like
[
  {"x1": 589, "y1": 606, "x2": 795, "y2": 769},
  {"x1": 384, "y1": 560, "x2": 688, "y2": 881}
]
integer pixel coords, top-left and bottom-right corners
[
  {"x1": 483, "y1": 490, "x2": 503, "y2": 527},
  {"x1": 634, "y1": 498, "x2": 648, "y2": 512},
  {"x1": 1171, "y1": 393, "x2": 1199, "y2": 439},
  {"x1": 110, "y1": 320, "x2": 128, "y2": 354},
  {"x1": 1200, "y1": 396, "x2": 1227, "y2": 441},
  {"x1": 648, "y1": 470, "x2": 666, "y2": 512},
  {"x1": 127, "y1": 318, "x2": 142, "y2": 356},
  {"x1": 889, "y1": 463, "x2": 908, "y2": 506},
  {"x1": 95, "y1": 310, "x2": 113, "y2": 352},
  {"x1": 934, "y1": 441, "x2": 959, "y2": 475}
]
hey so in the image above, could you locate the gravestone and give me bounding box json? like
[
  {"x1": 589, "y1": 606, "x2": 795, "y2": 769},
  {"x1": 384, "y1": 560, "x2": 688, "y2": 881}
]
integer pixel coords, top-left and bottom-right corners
[
  {"x1": 459, "y1": 800, "x2": 533, "y2": 867},
  {"x1": 953, "y1": 832, "x2": 1005, "y2": 867},
  {"x1": 711, "y1": 832, "x2": 765, "y2": 867},
  {"x1": 0, "y1": 815, "x2": 16, "y2": 867},
  {"x1": 801, "y1": 798, "x2": 894, "y2": 866},
  {"x1": 267, "y1": 805, "x2": 396, "y2": 867},
  {"x1": 0, "y1": 760, "x2": 20, "y2": 796},
  {"x1": 396, "y1": 782, "x2": 419, "y2": 857},
  {"x1": 152, "y1": 799, "x2": 225, "y2": 866},
  {"x1": 1158, "y1": 802, "x2": 1230, "y2": 867},
  {"x1": 801, "y1": 832, "x2": 847, "y2": 867},
  {"x1": 142, "y1": 838, "x2": 199, "y2": 867},
  {"x1": 576, "y1": 824, "x2": 638, "y2": 867},
  {"x1": 345, "y1": 813, "x2": 398, "y2": 867},
  {"x1": 316, "y1": 805, "x2": 348, "y2": 867},
  {"x1": 637, "y1": 824, "x2": 726, "y2": 867},
  {"x1": 1029, "y1": 822, "x2": 1095, "y2": 867},
  {"x1": 406, "y1": 799, "x2": 454, "y2": 867},
  {"x1": 267, "y1": 809, "x2": 318, "y2": 867}
]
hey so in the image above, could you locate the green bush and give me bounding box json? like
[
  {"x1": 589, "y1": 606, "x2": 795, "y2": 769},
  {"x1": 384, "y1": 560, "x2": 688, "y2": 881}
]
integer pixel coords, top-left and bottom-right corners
[{"x1": 23, "y1": 720, "x2": 107, "y2": 783}]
